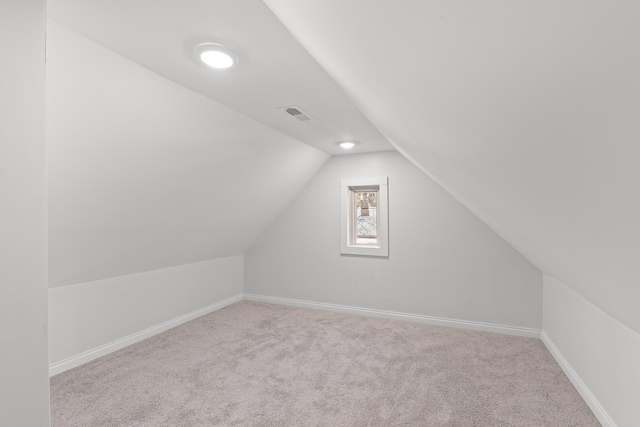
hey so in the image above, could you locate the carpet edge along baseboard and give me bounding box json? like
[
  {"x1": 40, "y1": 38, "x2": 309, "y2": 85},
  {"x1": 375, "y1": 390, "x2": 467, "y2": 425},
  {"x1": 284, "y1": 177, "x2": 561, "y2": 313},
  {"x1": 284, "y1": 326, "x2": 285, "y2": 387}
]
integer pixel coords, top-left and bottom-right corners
[
  {"x1": 49, "y1": 294, "x2": 243, "y2": 376},
  {"x1": 243, "y1": 293, "x2": 541, "y2": 338}
]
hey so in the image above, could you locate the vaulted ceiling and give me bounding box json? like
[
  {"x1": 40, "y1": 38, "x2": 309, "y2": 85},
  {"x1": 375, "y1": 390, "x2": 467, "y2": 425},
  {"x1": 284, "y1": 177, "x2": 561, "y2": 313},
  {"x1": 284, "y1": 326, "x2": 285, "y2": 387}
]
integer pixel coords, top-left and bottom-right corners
[
  {"x1": 262, "y1": 0, "x2": 640, "y2": 333},
  {"x1": 48, "y1": 0, "x2": 392, "y2": 155},
  {"x1": 48, "y1": 1, "x2": 640, "y2": 334}
]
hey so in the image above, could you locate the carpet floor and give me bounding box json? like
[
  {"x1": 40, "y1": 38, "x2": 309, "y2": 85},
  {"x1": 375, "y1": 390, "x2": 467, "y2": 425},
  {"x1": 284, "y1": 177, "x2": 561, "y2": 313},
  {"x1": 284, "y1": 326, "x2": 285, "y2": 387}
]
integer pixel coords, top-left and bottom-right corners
[{"x1": 50, "y1": 301, "x2": 599, "y2": 426}]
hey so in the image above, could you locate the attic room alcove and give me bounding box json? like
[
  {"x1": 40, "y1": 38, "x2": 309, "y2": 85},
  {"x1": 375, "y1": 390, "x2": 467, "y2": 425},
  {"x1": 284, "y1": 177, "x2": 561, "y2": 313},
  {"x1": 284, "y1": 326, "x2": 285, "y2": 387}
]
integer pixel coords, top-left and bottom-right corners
[
  {"x1": 46, "y1": 17, "x2": 542, "y2": 371},
  {"x1": 3, "y1": 0, "x2": 639, "y2": 426},
  {"x1": 245, "y1": 152, "x2": 542, "y2": 331}
]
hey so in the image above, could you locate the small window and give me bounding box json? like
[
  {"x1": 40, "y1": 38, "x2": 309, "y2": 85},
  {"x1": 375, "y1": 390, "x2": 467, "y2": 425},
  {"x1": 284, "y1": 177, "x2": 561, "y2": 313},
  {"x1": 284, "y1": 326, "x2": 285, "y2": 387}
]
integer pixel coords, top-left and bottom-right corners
[
  {"x1": 352, "y1": 188, "x2": 378, "y2": 244},
  {"x1": 341, "y1": 177, "x2": 388, "y2": 257}
]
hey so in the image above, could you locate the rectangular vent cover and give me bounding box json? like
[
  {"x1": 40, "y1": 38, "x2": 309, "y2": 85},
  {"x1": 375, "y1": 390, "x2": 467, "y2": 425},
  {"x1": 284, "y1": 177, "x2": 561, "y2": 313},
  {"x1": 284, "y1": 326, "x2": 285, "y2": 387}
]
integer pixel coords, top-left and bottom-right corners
[{"x1": 280, "y1": 105, "x2": 314, "y2": 122}]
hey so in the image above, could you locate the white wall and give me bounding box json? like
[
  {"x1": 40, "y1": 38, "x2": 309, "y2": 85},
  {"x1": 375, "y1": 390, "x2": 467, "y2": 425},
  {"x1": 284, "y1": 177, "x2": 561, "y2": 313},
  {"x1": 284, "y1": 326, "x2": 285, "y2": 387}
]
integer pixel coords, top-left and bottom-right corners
[
  {"x1": 0, "y1": 1, "x2": 49, "y2": 426},
  {"x1": 245, "y1": 152, "x2": 542, "y2": 330},
  {"x1": 543, "y1": 275, "x2": 640, "y2": 427},
  {"x1": 49, "y1": 256, "x2": 243, "y2": 374}
]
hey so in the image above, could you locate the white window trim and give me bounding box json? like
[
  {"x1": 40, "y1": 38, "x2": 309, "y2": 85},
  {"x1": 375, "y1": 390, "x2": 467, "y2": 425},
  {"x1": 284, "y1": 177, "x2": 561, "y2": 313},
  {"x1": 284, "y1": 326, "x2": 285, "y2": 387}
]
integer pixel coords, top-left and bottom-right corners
[{"x1": 340, "y1": 177, "x2": 388, "y2": 257}]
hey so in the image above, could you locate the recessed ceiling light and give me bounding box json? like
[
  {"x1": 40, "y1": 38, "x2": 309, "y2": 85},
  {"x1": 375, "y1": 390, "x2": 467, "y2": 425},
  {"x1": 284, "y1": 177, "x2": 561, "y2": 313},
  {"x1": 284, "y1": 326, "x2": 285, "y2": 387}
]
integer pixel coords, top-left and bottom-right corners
[
  {"x1": 201, "y1": 50, "x2": 234, "y2": 69},
  {"x1": 339, "y1": 141, "x2": 356, "y2": 149},
  {"x1": 195, "y1": 43, "x2": 237, "y2": 69}
]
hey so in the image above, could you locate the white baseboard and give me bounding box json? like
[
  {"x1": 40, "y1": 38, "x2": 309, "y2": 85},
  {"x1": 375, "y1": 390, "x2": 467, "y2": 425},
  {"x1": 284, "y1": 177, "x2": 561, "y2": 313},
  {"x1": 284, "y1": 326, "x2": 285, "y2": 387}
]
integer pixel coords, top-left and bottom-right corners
[
  {"x1": 243, "y1": 293, "x2": 541, "y2": 338},
  {"x1": 49, "y1": 291, "x2": 615, "y2": 426},
  {"x1": 49, "y1": 292, "x2": 541, "y2": 377},
  {"x1": 541, "y1": 331, "x2": 616, "y2": 427},
  {"x1": 49, "y1": 294, "x2": 243, "y2": 377}
]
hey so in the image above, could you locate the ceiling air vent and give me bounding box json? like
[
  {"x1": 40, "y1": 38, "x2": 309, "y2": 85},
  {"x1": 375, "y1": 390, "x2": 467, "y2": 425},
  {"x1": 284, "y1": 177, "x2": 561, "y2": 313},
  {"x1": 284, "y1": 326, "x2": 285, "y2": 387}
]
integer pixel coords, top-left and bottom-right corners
[{"x1": 280, "y1": 106, "x2": 314, "y2": 122}]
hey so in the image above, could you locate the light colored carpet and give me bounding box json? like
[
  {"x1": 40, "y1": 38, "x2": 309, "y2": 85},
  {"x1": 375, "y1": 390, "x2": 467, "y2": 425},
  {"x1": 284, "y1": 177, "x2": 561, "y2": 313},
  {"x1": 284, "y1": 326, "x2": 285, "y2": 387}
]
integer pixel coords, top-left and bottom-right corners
[{"x1": 50, "y1": 301, "x2": 599, "y2": 426}]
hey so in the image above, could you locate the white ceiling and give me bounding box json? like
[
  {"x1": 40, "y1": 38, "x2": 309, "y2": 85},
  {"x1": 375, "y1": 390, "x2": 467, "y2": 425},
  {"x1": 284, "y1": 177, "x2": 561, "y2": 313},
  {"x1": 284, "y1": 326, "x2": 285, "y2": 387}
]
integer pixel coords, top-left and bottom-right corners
[
  {"x1": 47, "y1": 21, "x2": 328, "y2": 286},
  {"x1": 48, "y1": 0, "x2": 393, "y2": 156},
  {"x1": 262, "y1": 0, "x2": 640, "y2": 333}
]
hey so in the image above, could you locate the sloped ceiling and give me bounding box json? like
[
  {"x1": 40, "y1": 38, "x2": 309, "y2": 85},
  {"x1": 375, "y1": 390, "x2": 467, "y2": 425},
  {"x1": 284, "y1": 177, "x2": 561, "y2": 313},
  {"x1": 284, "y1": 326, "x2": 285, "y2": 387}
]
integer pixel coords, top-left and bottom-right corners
[
  {"x1": 47, "y1": 0, "x2": 397, "y2": 287},
  {"x1": 47, "y1": 21, "x2": 329, "y2": 286},
  {"x1": 262, "y1": 0, "x2": 640, "y2": 333},
  {"x1": 48, "y1": 0, "x2": 393, "y2": 156}
]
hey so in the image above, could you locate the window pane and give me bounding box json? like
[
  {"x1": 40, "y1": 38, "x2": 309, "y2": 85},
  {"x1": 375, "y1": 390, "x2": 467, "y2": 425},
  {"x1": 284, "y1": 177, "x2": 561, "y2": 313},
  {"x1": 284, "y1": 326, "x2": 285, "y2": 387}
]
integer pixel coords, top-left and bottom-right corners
[{"x1": 356, "y1": 191, "x2": 377, "y2": 239}]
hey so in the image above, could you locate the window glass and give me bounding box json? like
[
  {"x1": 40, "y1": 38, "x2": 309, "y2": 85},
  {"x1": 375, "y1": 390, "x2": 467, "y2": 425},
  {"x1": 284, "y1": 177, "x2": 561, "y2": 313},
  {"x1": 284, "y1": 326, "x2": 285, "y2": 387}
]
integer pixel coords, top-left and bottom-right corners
[{"x1": 355, "y1": 191, "x2": 378, "y2": 240}]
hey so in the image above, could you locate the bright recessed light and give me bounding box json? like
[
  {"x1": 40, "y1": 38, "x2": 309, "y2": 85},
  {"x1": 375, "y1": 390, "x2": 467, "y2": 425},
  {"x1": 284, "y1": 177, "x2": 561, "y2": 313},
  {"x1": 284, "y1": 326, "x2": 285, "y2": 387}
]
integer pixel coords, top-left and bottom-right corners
[
  {"x1": 200, "y1": 50, "x2": 234, "y2": 69},
  {"x1": 196, "y1": 43, "x2": 237, "y2": 69},
  {"x1": 340, "y1": 142, "x2": 356, "y2": 149}
]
